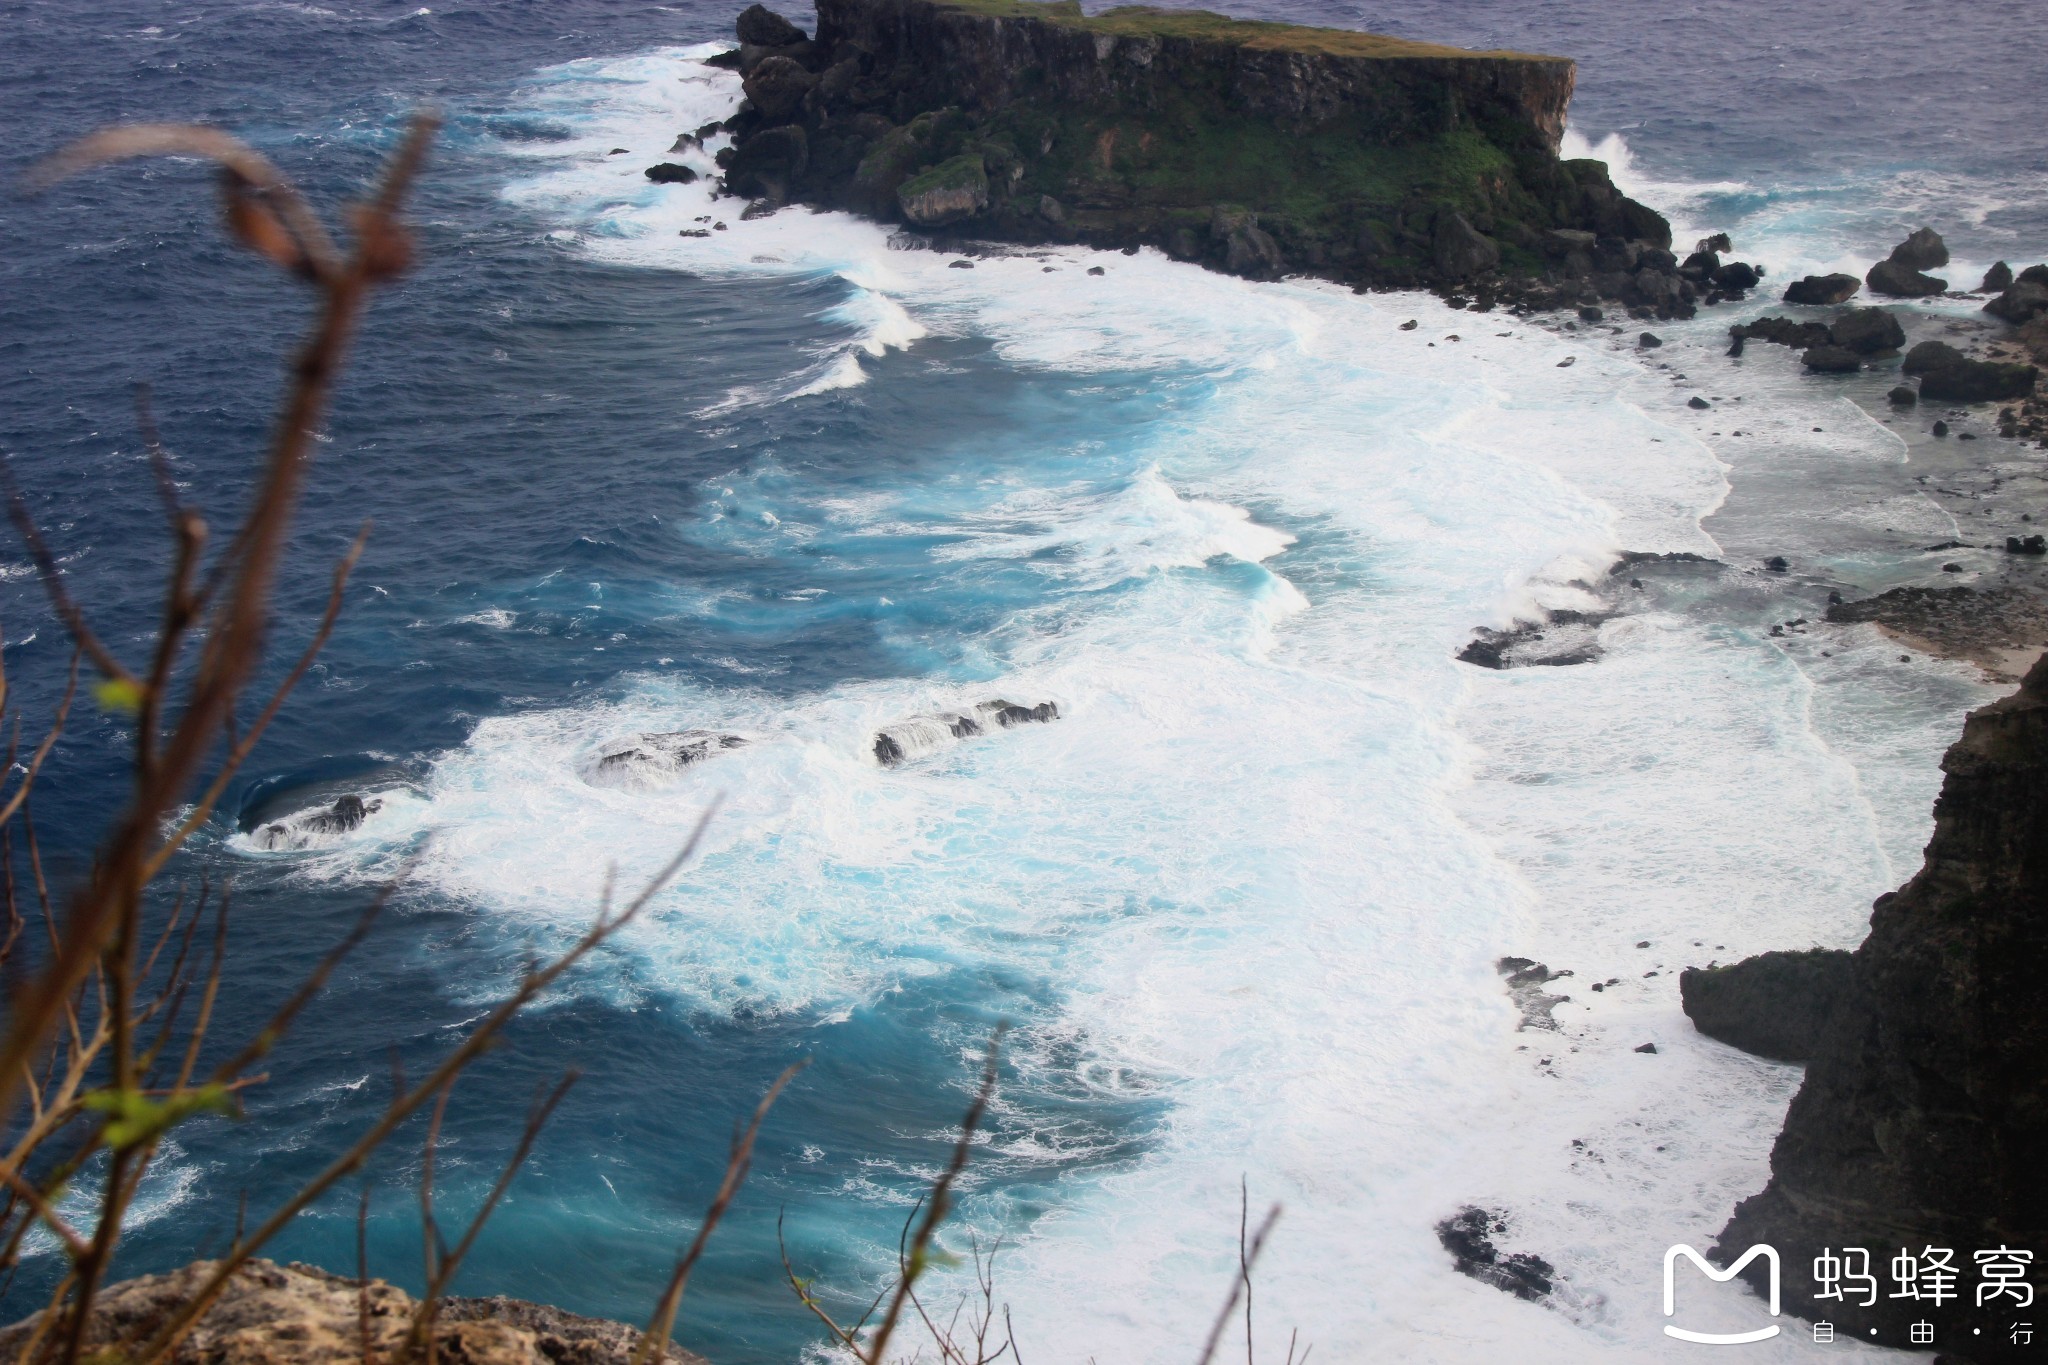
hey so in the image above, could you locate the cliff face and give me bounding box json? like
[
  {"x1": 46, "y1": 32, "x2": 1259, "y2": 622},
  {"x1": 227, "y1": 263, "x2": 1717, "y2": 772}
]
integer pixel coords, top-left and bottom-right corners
[
  {"x1": 1712, "y1": 655, "x2": 2048, "y2": 1359},
  {"x1": 706, "y1": 0, "x2": 1690, "y2": 307}
]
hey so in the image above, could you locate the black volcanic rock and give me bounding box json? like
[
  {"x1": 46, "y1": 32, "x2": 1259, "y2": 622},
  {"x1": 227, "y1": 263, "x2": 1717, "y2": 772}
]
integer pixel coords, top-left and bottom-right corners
[
  {"x1": 644, "y1": 162, "x2": 699, "y2": 184},
  {"x1": 1888, "y1": 226, "x2": 1950, "y2": 271},
  {"x1": 1982, "y1": 261, "x2": 2014, "y2": 293},
  {"x1": 1681, "y1": 948, "x2": 1852, "y2": 1062},
  {"x1": 1867, "y1": 257, "x2": 1948, "y2": 297},
  {"x1": 1985, "y1": 279, "x2": 2048, "y2": 324},
  {"x1": 1800, "y1": 344, "x2": 1861, "y2": 373},
  {"x1": 1715, "y1": 656, "x2": 2048, "y2": 1355},
  {"x1": 1783, "y1": 272, "x2": 1860, "y2": 305},
  {"x1": 706, "y1": 0, "x2": 1676, "y2": 302},
  {"x1": 1827, "y1": 306, "x2": 1905, "y2": 354}
]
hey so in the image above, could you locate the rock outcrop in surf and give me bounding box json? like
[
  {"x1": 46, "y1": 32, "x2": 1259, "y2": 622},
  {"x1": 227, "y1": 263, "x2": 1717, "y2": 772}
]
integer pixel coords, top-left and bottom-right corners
[
  {"x1": 684, "y1": 0, "x2": 1736, "y2": 313},
  {"x1": 1706, "y1": 654, "x2": 2048, "y2": 1356},
  {"x1": 581, "y1": 730, "x2": 749, "y2": 789},
  {"x1": 253, "y1": 795, "x2": 385, "y2": 851},
  {"x1": 873, "y1": 698, "x2": 1058, "y2": 766}
]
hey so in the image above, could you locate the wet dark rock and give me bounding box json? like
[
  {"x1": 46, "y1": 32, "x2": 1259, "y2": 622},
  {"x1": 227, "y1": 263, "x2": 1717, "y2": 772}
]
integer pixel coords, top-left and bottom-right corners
[
  {"x1": 1889, "y1": 226, "x2": 1949, "y2": 271},
  {"x1": 1732, "y1": 316, "x2": 1831, "y2": 350},
  {"x1": 1496, "y1": 957, "x2": 1572, "y2": 1030},
  {"x1": 1458, "y1": 610, "x2": 1608, "y2": 669},
  {"x1": 1398, "y1": 319, "x2": 1418, "y2": 331},
  {"x1": 584, "y1": 731, "x2": 748, "y2": 789},
  {"x1": 1827, "y1": 306, "x2": 1905, "y2": 354},
  {"x1": 1763, "y1": 555, "x2": 1789, "y2": 572},
  {"x1": 1888, "y1": 384, "x2": 1918, "y2": 405},
  {"x1": 722, "y1": 123, "x2": 808, "y2": 199},
  {"x1": 1713, "y1": 261, "x2": 1760, "y2": 291},
  {"x1": 736, "y1": 3, "x2": 807, "y2": 46},
  {"x1": 1716, "y1": 655, "x2": 2048, "y2": 1348},
  {"x1": 1680, "y1": 948, "x2": 1852, "y2": 1062},
  {"x1": 1638, "y1": 331, "x2": 1661, "y2": 348},
  {"x1": 644, "y1": 162, "x2": 699, "y2": 184},
  {"x1": 741, "y1": 54, "x2": 817, "y2": 121},
  {"x1": 1904, "y1": 340, "x2": 2039, "y2": 402},
  {"x1": 1688, "y1": 395, "x2": 1710, "y2": 409},
  {"x1": 1609, "y1": 549, "x2": 1719, "y2": 574},
  {"x1": 1437, "y1": 1207, "x2": 1555, "y2": 1302},
  {"x1": 1933, "y1": 419, "x2": 1950, "y2": 436},
  {"x1": 1826, "y1": 584, "x2": 2048, "y2": 679},
  {"x1": 1577, "y1": 305, "x2": 1603, "y2": 323},
  {"x1": 2008, "y1": 535, "x2": 2047, "y2": 556},
  {"x1": 1633, "y1": 1042, "x2": 1658, "y2": 1054},
  {"x1": 873, "y1": 698, "x2": 1060, "y2": 766},
  {"x1": 1866, "y1": 257, "x2": 1948, "y2": 298},
  {"x1": 1985, "y1": 279, "x2": 2048, "y2": 324},
  {"x1": 1800, "y1": 344, "x2": 1861, "y2": 373},
  {"x1": 1983, "y1": 261, "x2": 2015, "y2": 293},
  {"x1": 255, "y1": 794, "x2": 385, "y2": 852},
  {"x1": 1782, "y1": 272, "x2": 1860, "y2": 306},
  {"x1": 1903, "y1": 339, "x2": 1967, "y2": 374}
]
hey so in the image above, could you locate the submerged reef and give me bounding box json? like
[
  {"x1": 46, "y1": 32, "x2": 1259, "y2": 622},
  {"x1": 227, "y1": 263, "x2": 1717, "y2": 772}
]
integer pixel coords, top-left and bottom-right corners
[{"x1": 692, "y1": 0, "x2": 1728, "y2": 313}]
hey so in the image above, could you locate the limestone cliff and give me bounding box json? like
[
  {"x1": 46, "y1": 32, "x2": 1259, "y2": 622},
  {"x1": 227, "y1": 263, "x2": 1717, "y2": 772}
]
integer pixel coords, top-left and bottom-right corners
[
  {"x1": 1709, "y1": 656, "x2": 2048, "y2": 1359},
  {"x1": 705, "y1": 0, "x2": 1697, "y2": 310}
]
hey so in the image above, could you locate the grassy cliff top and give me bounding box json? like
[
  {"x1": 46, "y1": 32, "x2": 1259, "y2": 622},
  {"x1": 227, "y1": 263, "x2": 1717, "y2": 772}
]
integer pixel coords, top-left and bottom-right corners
[{"x1": 921, "y1": 0, "x2": 1561, "y2": 62}]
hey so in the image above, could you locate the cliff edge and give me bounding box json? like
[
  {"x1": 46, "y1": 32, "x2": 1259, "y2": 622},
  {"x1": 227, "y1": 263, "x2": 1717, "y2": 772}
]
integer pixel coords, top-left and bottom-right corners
[
  {"x1": 703, "y1": 0, "x2": 1703, "y2": 310},
  {"x1": 1709, "y1": 656, "x2": 2048, "y2": 1359}
]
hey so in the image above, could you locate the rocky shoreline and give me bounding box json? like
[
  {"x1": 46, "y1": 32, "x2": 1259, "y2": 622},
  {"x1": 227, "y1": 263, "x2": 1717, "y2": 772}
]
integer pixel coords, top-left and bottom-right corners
[
  {"x1": 0, "y1": 1260, "x2": 698, "y2": 1365},
  {"x1": 678, "y1": 0, "x2": 1778, "y2": 315}
]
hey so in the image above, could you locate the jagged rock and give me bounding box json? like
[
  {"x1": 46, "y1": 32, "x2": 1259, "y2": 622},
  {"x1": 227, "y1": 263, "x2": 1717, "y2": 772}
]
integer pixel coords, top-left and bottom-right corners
[
  {"x1": 1782, "y1": 272, "x2": 1860, "y2": 306},
  {"x1": 1982, "y1": 261, "x2": 2014, "y2": 292},
  {"x1": 1826, "y1": 306, "x2": 1905, "y2": 354},
  {"x1": 0, "y1": 1260, "x2": 704, "y2": 1365},
  {"x1": 644, "y1": 162, "x2": 698, "y2": 184},
  {"x1": 1688, "y1": 395, "x2": 1710, "y2": 409},
  {"x1": 897, "y1": 153, "x2": 988, "y2": 225},
  {"x1": 1733, "y1": 316, "x2": 1832, "y2": 350},
  {"x1": 873, "y1": 698, "x2": 1060, "y2": 766},
  {"x1": 1712, "y1": 260, "x2": 1760, "y2": 291},
  {"x1": 1866, "y1": 257, "x2": 1947, "y2": 298},
  {"x1": 1888, "y1": 226, "x2": 1950, "y2": 271},
  {"x1": 1436, "y1": 1208, "x2": 1555, "y2": 1302},
  {"x1": 582, "y1": 730, "x2": 748, "y2": 790},
  {"x1": 741, "y1": 54, "x2": 817, "y2": 121},
  {"x1": 2009, "y1": 535, "x2": 2047, "y2": 556},
  {"x1": 1680, "y1": 948, "x2": 1853, "y2": 1061},
  {"x1": 1716, "y1": 655, "x2": 2048, "y2": 1352},
  {"x1": 1432, "y1": 211, "x2": 1500, "y2": 280},
  {"x1": 1801, "y1": 344, "x2": 1861, "y2": 373},
  {"x1": 1457, "y1": 611, "x2": 1606, "y2": 668},
  {"x1": 255, "y1": 795, "x2": 384, "y2": 852},
  {"x1": 723, "y1": 123, "x2": 809, "y2": 200},
  {"x1": 736, "y1": 3, "x2": 806, "y2": 46},
  {"x1": 1985, "y1": 279, "x2": 2048, "y2": 324}
]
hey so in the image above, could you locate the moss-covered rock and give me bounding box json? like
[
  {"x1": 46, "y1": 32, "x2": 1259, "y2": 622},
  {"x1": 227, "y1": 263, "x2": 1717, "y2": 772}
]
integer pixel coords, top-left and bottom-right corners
[{"x1": 899, "y1": 153, "x2": 990, "y2": 225}]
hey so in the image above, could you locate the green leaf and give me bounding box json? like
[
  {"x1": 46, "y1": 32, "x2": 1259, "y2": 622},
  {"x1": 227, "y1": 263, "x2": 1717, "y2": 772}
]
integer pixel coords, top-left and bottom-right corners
[
  {"x1": 84, "y1": 1084, "x2": 233, "y2": 1151},
  {"x1": 93, "y1": 678, "x2": 145, "y2": 714}
]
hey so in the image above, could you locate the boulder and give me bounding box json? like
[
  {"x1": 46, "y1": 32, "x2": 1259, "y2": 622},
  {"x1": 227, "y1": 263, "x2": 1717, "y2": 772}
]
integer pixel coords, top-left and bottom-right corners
[
  {"x1": 1801, "y1": 345, "x2": 1862, "y2": 372},
  {"x1": 897, "y1": 154, "x2": 988, "y2": 226},
  {"x1": 1783, "y1": 272, "x2": 1860, "y2": 306},
  {"x1": 643, "y1": 162, "x2": 698, "y2": 184},
  {"x1": 1826, "y1": 306, "x2": 1905, "y2": 354},
  {"x1": 1866, "y1": 258, "x2": 1948, "y2": 297},
  {"x1": 1888, "y1": 384, "x2": 1917, "y2": 405},
  {"x1": 735, "y1": 3, "x2": 806, "y2": 46},
  {"x1": 1680, "y1": 948, "x2": 1853, "y2": 1062},
  {"x1": 1432, "y1": 211, "x2": 1501, "y2": 280},
  {"x1": 741, "y1": 54, "x2": 816, "y2": 122},
  {"x1": 1887, "y1": 226, "x2": 1949, "y2": 271},
  {"x1": 1712, "y1": 260, "x2": 1760, "y2": 291},
  {"x1": 1985, "y1": 280, "x2": 2048, "y2": 324},
  {"x1": 1919, "y1": 358, "x2": 2038, "y2": 403},
  {"x1": 1982, "y1": 261, "x2": 2014, "y2": 292},
  {"x1": 1901, "y1": 339, "x2": 1964, "y2": 374},
  {"x1": 1735, "y1": 316, "x2": 1832, "y2": 349}
]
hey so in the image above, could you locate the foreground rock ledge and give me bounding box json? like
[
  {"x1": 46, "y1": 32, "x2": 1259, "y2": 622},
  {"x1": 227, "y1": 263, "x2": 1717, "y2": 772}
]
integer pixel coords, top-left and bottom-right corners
[
  {"x1": 1711, "y1": 655, "x2": 2048, "y2": 1361},
  {"x1": 0, "y1": 1259, "x2": 706, "y2": 1365}
]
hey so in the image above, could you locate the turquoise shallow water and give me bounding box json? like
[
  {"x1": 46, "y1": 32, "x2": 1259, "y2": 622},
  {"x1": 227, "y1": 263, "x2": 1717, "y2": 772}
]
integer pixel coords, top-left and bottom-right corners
[{"x1": 0, "y1": 1, "x2": 2037, "y2": 1360}]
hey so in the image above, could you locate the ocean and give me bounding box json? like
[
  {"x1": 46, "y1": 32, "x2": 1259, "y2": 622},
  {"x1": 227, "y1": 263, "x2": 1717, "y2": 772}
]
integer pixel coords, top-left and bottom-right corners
[{"x1": 1, "y1": 0, "x2": 2042, "y2": 1359}]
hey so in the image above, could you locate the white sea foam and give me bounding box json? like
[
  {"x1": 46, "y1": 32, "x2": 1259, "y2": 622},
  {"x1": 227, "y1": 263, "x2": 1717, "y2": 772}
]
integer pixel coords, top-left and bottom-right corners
[{"x1": 328, "y1": 48, "x2": 2005, "y2": 1361}]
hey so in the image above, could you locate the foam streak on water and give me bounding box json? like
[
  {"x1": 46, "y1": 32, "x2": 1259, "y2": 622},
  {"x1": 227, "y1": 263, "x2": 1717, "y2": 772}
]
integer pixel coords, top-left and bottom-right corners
[{"x1": 246, "y1": 45, "x2": 2002, "y2": 1363}]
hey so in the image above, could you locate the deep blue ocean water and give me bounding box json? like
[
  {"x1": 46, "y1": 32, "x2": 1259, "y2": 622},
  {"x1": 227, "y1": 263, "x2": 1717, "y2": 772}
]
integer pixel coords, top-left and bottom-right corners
[{"x1": 1, "y1": 1, "x2": 2042, "y2": 1360}]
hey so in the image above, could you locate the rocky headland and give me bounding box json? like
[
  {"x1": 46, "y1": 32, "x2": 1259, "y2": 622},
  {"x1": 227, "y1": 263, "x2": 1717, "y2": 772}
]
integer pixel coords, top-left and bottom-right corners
[
  {"x1": 682, "y1": 0, "x2": 1773, "y2": 315},
  {"x1": 1684, "y1": 657, "x2": 2048, "y2": 1359},
  {"x1": 0, "y1": 1259, "x2": 696, "y2": 1365}
]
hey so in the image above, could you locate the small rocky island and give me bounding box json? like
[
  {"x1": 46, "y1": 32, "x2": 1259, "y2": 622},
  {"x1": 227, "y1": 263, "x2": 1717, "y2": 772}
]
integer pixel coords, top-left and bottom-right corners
[{"x1": 689, "y1": 0, "x2": 1751, "y2": 314}]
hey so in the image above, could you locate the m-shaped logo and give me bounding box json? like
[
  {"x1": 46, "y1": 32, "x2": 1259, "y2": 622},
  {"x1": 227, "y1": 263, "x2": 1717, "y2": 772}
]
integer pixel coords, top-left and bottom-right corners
[{"x1": 1664, "y1": 1244, "x2": 1781, "y2": 1344}]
